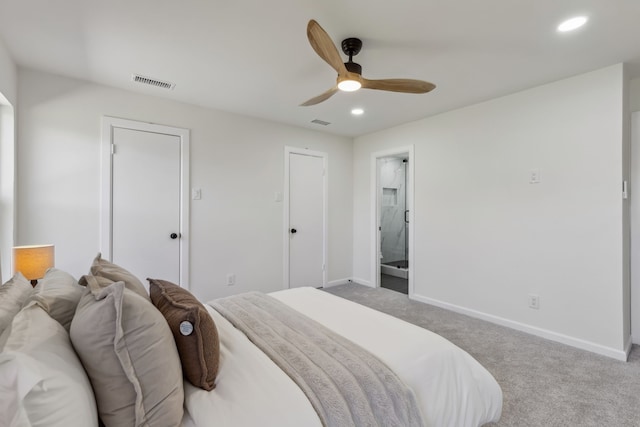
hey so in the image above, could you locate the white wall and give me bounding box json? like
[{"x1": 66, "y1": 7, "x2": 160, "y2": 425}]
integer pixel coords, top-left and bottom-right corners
[
  {"x1": 622, "y1": 67, "x2": 631, "y2": 347},
  {"x1": 16, "y1": 68, "x2": 353, "y2": 302},
  {"x1": 630, "y1": 76, "x2": 640, "y2": 343},
  {"x1": 0, "y1": 38, "x2": 16, "y2": 105},
  {"x1": 630, "y1": 78, "x2": 640, "y2": 112},
  {"x1": 0, "y1": 103, "x2": 15, "y2": 283},
  {"x1": 353, "y1": 64, "x2": 629, "y2": 359},
  {"x1": 0, "y1": 37, "x2": 17, "y2": 282}
]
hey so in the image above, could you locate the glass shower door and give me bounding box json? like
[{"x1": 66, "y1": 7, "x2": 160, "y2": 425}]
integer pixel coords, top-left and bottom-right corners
[{"x1": 379, "y1": 157, "x2": 408, "y2": 269}]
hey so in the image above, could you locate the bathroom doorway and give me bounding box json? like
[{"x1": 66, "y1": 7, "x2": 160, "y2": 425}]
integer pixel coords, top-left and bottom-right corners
[
  {"x1": 371, "y1": 146, "x2": 414, "y2": 296},
  {"x1": 378, "y1": 156, "x2": 409, "y2": 293}
]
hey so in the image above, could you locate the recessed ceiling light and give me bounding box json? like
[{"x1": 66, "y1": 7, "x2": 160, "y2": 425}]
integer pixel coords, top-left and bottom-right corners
[
  {"x1": 557, "y1": 16, "x2": 588, "y2": 32},
  {"x1": 351, "y1": 108, "x2": 364, "y2": 116}
]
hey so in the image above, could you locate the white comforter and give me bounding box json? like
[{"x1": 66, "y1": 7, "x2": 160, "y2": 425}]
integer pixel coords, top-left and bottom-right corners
[{"x1": 183, "y1": 287, "x2": 502, "y2": 427}]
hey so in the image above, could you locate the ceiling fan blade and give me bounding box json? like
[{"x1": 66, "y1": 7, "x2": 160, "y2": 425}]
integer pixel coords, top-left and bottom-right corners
[
  {"x1": 307, "y1": 20, "x2": 348, "y2": 76},
  {"x1": 361, "y1": 78, "x2": 436, "y2": 94},
  {"x1": 300, "y1": 86, "x2": 339, "y2": 106}
]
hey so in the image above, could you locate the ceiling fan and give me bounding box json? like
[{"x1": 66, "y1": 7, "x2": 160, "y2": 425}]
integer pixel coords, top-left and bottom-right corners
[{"x1": 301, "y1": 19, "x2": 436, "y2": 107}]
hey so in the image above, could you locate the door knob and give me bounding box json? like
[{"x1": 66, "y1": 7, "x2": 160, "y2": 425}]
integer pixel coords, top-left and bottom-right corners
[
  {"x1": 170, "y1": 233, "x2": 179, "y2": 239},
  {"x1": 290, "y1": 228, "x2": 297, "y2": 234}
]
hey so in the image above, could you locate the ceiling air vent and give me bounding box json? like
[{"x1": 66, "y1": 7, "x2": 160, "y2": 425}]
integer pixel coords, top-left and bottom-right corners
[
  {"x1": 311, "y1": 119, "x2": 331, "y2": 126},
  {"x1": 131, "y1": 74, "x2": 175, "y2": 90}
]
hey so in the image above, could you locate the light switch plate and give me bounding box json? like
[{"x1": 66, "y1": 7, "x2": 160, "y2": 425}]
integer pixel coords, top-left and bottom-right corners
[
  {"x1": 192, "y1": 188, "x2": 202, "y2": 200},
  {"x1": 529, "y1": 169, "x2": 540, "y2": 184}
]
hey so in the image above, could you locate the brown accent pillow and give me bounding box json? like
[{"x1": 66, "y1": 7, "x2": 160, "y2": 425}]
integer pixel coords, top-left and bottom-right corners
[
  {"x1": 87, "y1": 253, "x2": 149, "y2": 300},
  {"x1": 148, "y1": 278, "x2": 219, "y2": 391}
]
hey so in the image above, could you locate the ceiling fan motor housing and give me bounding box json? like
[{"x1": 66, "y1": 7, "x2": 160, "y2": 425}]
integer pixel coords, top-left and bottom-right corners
[
  {"x1": 341, "y1": 37, "x2": 362, "y2": 56},
  {"x1": 342, "y1": 37, "x2": 363, "y2": 75},
  {"x1": 345, "y1": 61, "x2": 362, "y2": 75}
]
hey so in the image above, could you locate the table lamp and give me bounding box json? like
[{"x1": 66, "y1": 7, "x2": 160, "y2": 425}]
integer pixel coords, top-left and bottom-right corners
[{"x1": 12, "y1": 244, "x2": 55, "y2": 286}]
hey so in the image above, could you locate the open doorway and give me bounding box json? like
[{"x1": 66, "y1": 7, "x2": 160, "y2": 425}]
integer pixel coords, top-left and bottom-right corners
[
  {"x1": 379, "y1": 156, "x2": 409, "y2": 293},
  {"x1": 371, "y1": 146, "x2": 414, "y2": 296}
]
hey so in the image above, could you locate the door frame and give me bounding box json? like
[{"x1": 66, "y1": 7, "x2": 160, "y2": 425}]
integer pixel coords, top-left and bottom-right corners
[
  {"x1": 370, "y1": 145, "x2": 415, "y2": 295},
  {"x1": 283, "y1": 146, "x2": 328, "y2": 289},
  {"x1": 100, "y1": 117, "x2": 191, "y2": 288},
  {"x1": 631, "y1": 111, "x2": 639, "y2": 344}
]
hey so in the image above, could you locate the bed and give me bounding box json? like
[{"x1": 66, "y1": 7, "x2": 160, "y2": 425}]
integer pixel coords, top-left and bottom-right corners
[
  {"x1": 0, "y1": 255, "x2": 502, "y2": 427},
  {"x1": 185, "y1": 287, "x2": 502, "y2": 427}
]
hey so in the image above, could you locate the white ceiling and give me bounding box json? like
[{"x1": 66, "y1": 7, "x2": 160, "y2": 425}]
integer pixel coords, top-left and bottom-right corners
[{"x1": 1, "y1": 0, "x2": 639, "y2": 137}]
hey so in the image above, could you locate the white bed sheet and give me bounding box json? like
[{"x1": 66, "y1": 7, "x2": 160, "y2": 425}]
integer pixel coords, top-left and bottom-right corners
[
  {"x1": 183, "y1": 287, "x2": 502, "y2": 427},
  {"x1": 182, "y1": 304, "x2": 321, "y2": 427}
]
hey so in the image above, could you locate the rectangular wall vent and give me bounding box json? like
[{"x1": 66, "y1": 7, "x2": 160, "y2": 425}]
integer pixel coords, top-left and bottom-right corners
[
  {"x1": 131, "y1": 74, "x2": 175, "y2": 90},
  {"x1": 311, "y1": 119, "x2": 331, "y2": 126}
]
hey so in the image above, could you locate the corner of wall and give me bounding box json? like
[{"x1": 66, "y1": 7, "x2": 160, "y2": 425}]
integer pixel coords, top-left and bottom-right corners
[
  {"x1": 622, "y1": 63, "x2": 632, "y2": 346},
  {"x1": 630, "y1": 75, "x2": 640, "y2": 113},
  {"x1": 0, "y1": 36, "x2": 17, "y2": 106}
]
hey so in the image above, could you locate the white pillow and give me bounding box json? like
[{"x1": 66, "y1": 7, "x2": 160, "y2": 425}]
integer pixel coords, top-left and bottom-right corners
[
  {"x1": 0, "y1": 272, "x2": 33, "y2": 336},
  {"x1": 24, "y1": 268, "x2": 84, "y2": 331},
  {"x1": 0, "y1": 304, "x2": 98, "y2": 427}
]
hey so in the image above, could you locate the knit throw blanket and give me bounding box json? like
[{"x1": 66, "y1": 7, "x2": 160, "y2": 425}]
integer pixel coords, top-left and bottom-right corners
[{"x1": 210, "y1": 292, "x2": 424, "y2": 427}]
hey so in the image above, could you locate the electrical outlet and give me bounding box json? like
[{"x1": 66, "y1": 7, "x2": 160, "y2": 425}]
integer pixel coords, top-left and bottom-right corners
[
  {"x1": 226, "y1": 274, "x2": 235, "y2": 286},
  {"x1": 528, "y1": 294, "x2": 540, "y2": 309}
]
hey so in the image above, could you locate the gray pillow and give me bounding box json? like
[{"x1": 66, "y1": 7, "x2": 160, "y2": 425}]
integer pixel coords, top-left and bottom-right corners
[
  {"x1": 86, "y1": 253, "x2": 149, "y2": 300},
  {"x1": 70, "y1": 275, "x2": 184, "y2": 427},
  {"x1": 25, "y1": 268, "x2": 84, "y2": 331},
  {"x1": 0, "y1": 272, "x2": 33, "y2": 335}
]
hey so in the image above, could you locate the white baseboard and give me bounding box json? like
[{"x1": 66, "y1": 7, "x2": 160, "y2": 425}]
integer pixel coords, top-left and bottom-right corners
[
  {"x1": 411, "y1": 293, "x2": 629, "y2": 362},
  {"x1": 624, "y1": 336, "x2": 633, "y2": 360},
  {"x1": 325, "y1": 278, "x2": 351, "y2": 288},
  {"x1": 351, "y1": 277, "x2": 374, "y2": 288},
  {"x1": 325, "y1": 278, "x2": 374, "y2": 288}
]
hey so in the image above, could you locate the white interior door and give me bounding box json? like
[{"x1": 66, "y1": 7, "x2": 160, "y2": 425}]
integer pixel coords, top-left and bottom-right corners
[
  {"x1": 286, "y1": 149, "x2": 326, "y2": 288},
  {"x1": 112, "y1": 128, "x2": 180, "y2": 283},
  {"x1": 102, "y1": 118, "x2": 190, "y2": 287}
]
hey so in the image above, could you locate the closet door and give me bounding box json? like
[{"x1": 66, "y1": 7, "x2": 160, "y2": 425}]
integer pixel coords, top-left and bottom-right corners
[
  {"x1": 102, "y1": 118, "x2": 190, "y2": 287},
  {"x1": 286, "y1": 148, "x2": 327, "y2": 288}
]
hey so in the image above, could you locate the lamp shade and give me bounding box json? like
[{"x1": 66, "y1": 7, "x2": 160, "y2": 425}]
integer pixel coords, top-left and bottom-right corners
[{"x1": 12, "y1": 244, "x2": 55, "y2": 281}]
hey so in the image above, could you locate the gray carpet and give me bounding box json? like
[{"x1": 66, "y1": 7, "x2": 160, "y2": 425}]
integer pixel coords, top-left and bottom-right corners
[{"x1": 322, "y1": 283, "x2": 640, "y2": 427}]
